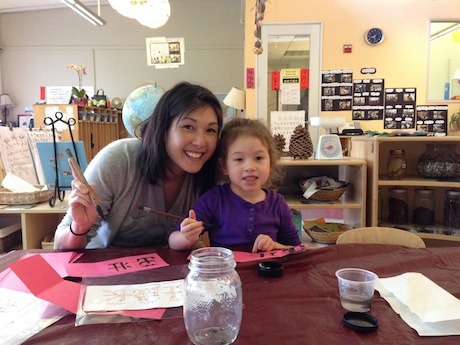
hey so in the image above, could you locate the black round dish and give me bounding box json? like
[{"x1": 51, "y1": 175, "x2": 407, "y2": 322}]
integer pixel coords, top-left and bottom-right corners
[
  {"x1": 342, "y1": 312, "x2": 379, "y2": 333},
  {"x1": 258, "y1": 261, "x2": 284, "y2": 278}
]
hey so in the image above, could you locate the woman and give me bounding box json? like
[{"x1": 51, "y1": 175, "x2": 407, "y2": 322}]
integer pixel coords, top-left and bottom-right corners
[{"x1": 54, "y1": 82, "x2": 223, "y2": 249}]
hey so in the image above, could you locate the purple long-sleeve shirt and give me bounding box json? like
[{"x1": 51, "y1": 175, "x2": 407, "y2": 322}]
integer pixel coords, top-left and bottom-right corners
[{"x1": 178, "y1": 183, "x2": 301, "y2": 248}]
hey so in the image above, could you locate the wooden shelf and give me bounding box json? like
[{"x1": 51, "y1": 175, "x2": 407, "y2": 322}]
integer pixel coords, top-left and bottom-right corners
[
  {"x1": 351, "y1": 135, "x2": 460, "y2": 242},
  {"x1": 33, "y1": 104, "x2": 127, "y2": 162},
  {"x1": 277, "y1": 156, "x2": 367, "y2": 228}
]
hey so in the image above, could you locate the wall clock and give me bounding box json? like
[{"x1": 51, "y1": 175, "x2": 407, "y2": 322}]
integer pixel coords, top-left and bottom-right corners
[
  {"x1": 365, "y1": 28, "x2": 384, "y2": 45},
  {"x1": 315, "y1": 134, "x2": 343, "y2": 160}
]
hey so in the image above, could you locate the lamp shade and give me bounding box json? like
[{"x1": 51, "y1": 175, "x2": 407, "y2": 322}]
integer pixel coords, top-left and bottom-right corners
[
  {"x1": 223, "y1": 87, "x2": 246, "y2": 110},
  {"x1": 0, "y1": 94, "x2": 15, "y2": 109}
]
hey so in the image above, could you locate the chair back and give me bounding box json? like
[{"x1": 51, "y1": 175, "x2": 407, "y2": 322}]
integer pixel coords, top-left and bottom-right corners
[{"x1": 336, "y1": 227, "x2": 426, "y2": 248}]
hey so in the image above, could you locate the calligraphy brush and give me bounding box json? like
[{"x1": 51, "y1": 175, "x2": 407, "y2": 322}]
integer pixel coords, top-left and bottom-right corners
[
  {"x1": 66, "y1": 148, "x2": 106, "y2": 221},
  {"x1": 136, "y1": 204, "x2": 219, "y2": 229}
]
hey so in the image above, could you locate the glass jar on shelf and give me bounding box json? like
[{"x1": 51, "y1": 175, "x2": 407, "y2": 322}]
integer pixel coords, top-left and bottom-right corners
[
  {"x1": 387, "y1": 149, "x2": 407, "y2": 179},
  {"x1": 444, "y1": 190, "x2": 460, "y2": 231},
  {"x1": 412, "y1": 189, "x2": 435, "y2": 226},
  {"x1": 416, "y1": 144, "x2": 460, "y2": 179},
  {"x1": 388, "y1": 188, "x2": 408, "y2": 224}
]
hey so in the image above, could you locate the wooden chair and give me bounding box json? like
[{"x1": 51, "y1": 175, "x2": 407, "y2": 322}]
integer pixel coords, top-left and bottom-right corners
[{"x1": 336, "y1": 227, "x2": 426, "y2": 248}]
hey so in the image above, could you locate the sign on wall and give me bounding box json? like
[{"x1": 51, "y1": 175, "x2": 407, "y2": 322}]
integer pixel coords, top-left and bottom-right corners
[{"x1": 146, "y1": 37, "x2": 185, "y2": 69}]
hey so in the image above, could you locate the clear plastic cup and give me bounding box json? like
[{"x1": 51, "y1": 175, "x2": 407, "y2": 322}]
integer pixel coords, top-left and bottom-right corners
[{"x1": 335, "y1": 268, "x2": 378, "y2": 312}]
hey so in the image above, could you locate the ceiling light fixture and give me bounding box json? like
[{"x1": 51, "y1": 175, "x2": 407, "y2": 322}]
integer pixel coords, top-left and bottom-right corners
[
  {"x1": 108, "y1": 0, "x2": 171, "y2": 29},
  {"x1": 61, "y1": 0, "x2": 106, "y2": 26}
]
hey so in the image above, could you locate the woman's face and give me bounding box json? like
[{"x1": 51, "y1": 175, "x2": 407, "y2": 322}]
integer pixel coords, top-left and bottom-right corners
[{"x1": 165, "y1": 106, "x2": 219, "y2": 176}]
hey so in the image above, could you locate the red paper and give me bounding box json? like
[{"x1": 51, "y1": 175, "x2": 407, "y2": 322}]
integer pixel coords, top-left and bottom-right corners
[
  {"x1": 272, "y1": 70, "x2": 280, "y2": 90},
  {"x1": 65, "y1": 253, "x2": 169, "y2": 278},
  {"x1": 300, "y1": 68, "x2": 310, "y2": 89},
  {"x1": 9, "y1": 254, "x2": 81, "y2": 313},
  {"x1": 232, "y1": 244, "x2": 308, "y2": 262}
]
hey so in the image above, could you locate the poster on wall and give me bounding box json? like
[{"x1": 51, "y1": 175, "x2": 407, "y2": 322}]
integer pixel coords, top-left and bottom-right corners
[
  {"x1": 270, "y1": 111, "x2": 305, "y2": 149},
  {"x1": 352, "y1": 79, "x2": 385, "y2": 120},
  {"x1": 146, "y1": 37, "x2": 185, "y2": 68},
  {"x1": 415, "y1": 105, "x2": 448, "y2": 135},
  {"x1": 384, "y1": 88, "x2": 416, "y2": 129},
  {"x1": 321, "y1": 69, "x2": 353, "y2": 111}
]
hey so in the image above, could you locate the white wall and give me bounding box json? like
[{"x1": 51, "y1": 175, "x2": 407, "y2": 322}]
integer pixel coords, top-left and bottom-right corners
[{"x1": 0, "y1": 1, "x2": 245, "y2": 123}]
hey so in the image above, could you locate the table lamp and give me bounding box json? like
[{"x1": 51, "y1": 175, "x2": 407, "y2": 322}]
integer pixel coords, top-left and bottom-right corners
[
  {"x1": 223, "y1": 87, "x2": 246, "y2": 117},
  {"x1": 0, "y1": 94, "x2": 15, "y2": 126}
]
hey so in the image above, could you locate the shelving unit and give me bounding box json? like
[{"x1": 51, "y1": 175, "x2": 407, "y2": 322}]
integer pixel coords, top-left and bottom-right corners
[
  {"x1": 350, "y1": 136, "x2": 460, "y2": 245},
  {"x1": 33, "y1": 104, "x2": 128, "y2": 162},
  {"x1": 277, "y1": 157, "x2": 367, "y2": 228}
]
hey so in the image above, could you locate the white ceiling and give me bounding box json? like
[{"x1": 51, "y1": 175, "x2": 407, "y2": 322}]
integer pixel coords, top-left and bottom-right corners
[{"x1": 0, "y1": 0, "x2": 108, "y2": 13}]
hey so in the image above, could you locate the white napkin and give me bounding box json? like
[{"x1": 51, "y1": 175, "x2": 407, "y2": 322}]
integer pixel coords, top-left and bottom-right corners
[
  {"x1": 1, "y1": 173, "x2": 39, "y2": 193},
  {"x1": 375, "y1": 272, "x2": 460, "y2": 336}
]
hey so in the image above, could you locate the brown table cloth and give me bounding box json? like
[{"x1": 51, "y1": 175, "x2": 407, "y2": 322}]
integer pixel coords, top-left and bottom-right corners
[{"x1": 2, "y1": 244, "x2": 460, "y2": 344}]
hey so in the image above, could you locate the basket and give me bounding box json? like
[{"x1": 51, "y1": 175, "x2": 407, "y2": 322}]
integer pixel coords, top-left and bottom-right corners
[
  {"x1": 41, "y1": 235, "x2": 54, "y2": 249},
  {"x1": 299, "y1": 179, "x2": 348, "y2": 201},
  {"x1": 0, "y1": 186, "x2": 52, "y2": 205},
  {"x1": 303, "y1": 223, "x2": 355, "y2": 244}
]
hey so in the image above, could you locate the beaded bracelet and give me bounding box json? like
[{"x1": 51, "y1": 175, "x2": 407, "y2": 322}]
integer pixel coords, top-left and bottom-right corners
[{"x1": 69, "y1": 223, "x2": 90, "y2": 236}]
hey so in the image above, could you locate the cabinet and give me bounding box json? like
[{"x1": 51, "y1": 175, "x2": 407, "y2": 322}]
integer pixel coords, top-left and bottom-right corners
[
  {"x1": 277, "y1": 157, "x2": 367, "y2": 228},
  {"x1": 33, "y1": 104, "x2": 128, "y2": 162},
  {"x1": 350, "y1": 136, "x2": 460, "y2": 244}
]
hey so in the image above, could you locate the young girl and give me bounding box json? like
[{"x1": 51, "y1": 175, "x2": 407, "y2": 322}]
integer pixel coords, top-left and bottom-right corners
[{"x1": 169, "y1": 118, "x2": 301, "y2": 252}]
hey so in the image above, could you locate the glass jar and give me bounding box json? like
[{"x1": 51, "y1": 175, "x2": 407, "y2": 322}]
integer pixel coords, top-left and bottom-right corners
[
  {"x1": 412, "y1": 189, "x2": 435, "y2": 226},
  {"x1": 416, "y1": 144, "x2": 460, "y2": 179},
  {"x1": 388, "y1": 188, "x2": 408, "y2": 224},
  {"x1": 387, "y1": 149, "x2": 407, "y2": 179},
  {"x1": 183, "y1": 247, "x2": 242, "y2": 345},
  {"x1": 444, "y1": 190, "x2": 460, "y2": 229}
]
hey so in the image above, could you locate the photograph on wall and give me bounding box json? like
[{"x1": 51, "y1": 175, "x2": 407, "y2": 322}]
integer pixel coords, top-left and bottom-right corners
[
  {"x1": 384, "y1": 88, "x2": 416, "y2": 129},
  {"x1": 321, "y1": 69, "x2": 353, "y2": 111},
  {"x1": 352, "y1": 79, "x2": 385, "y2": 120},
  {"x1": 146, "y1": 37, "x2": 185, "y2": 68},
  {"x1": 415, "y1": 105, "x2": 448, "y2": 135}
]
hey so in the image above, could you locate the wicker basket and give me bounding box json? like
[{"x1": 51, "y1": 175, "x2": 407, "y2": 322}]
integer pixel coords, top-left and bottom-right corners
[
  {"x1": 299, "y1": 180, "x2": 348, "y2": 201},
  {"x1": 304, "y1": 223, "x2": 355, "y2": 244},
  {"x1": 0, "y1": 186, "x2": 52, "y2": 205},
  {"x1": 41, "y1": 235, "x2": 54, "y2": 249}
]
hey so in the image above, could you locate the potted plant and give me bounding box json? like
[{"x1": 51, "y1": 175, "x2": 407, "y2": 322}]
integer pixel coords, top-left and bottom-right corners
[
  {"x1": 67, "y1": 64, "x2": 87, "y2": 105},
  {"x1": 449, "y1": 111, "x2": 460, "y2": 131}
]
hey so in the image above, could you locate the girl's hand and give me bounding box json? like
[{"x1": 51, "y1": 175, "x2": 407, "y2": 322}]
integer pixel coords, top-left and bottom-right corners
[
  {"x1": 252, "y1": 234, "x2": 276, "y2": 253},
  {"x1": 180, "y1": 209, "x2": 204, "y2": 244},
  {"x1": 252, "y1": 234, "x2": 292, "y2": 253}
]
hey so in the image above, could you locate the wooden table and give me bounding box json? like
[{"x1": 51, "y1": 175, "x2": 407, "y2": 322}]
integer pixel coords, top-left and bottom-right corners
[
  {"x1": 0, "y1": 198, "x2": 67, "y2": 249},
  {"x1": 2, "y1": 244, "x2": 460, "y2": 344}
]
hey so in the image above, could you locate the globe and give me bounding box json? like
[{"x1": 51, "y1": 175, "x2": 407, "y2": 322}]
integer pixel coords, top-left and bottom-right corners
[{"x1": 122, "y1": 84, "x2": 165, "y2": 137}]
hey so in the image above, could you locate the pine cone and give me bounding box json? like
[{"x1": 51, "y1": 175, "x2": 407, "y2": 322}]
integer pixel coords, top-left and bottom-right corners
[
  {"x1": 289, "y1": 125, "x2": 314, "y2": 159},
  {"x1": 273, "y1": 133, "x2": 286, "y2": 154}
]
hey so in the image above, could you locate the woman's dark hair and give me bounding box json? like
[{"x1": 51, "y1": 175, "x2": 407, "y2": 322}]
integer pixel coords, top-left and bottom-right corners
[
  {"x1": 138, "y1": 82, "x2": 223, "y2": 194},
  {"x1": 218, "y1": 118, "x2": 284, "y2": 189}
]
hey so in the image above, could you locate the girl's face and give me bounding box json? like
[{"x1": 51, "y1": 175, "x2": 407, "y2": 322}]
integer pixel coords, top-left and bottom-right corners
[
  {"x1": 220, "y1": 135, "x2": 271, "y2": 198},
  {"x1": 165, "y1": 106, "x2": 219, "y2": 176}
]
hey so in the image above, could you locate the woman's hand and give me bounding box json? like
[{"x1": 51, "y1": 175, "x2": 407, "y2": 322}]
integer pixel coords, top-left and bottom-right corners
[{"x1": 68, "y1": 178, "x2": 99, "y2": 233}]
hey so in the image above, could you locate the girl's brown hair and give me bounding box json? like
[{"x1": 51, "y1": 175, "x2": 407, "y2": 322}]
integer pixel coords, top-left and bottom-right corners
[{"x1": 218, "y1": 118, "x2": 284, "y2": 189}]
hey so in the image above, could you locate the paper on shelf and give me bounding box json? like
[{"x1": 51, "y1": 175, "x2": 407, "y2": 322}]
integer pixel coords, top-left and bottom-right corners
[{"x1": 1, "y1": 173, "x2": 39, "y2": 193}]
